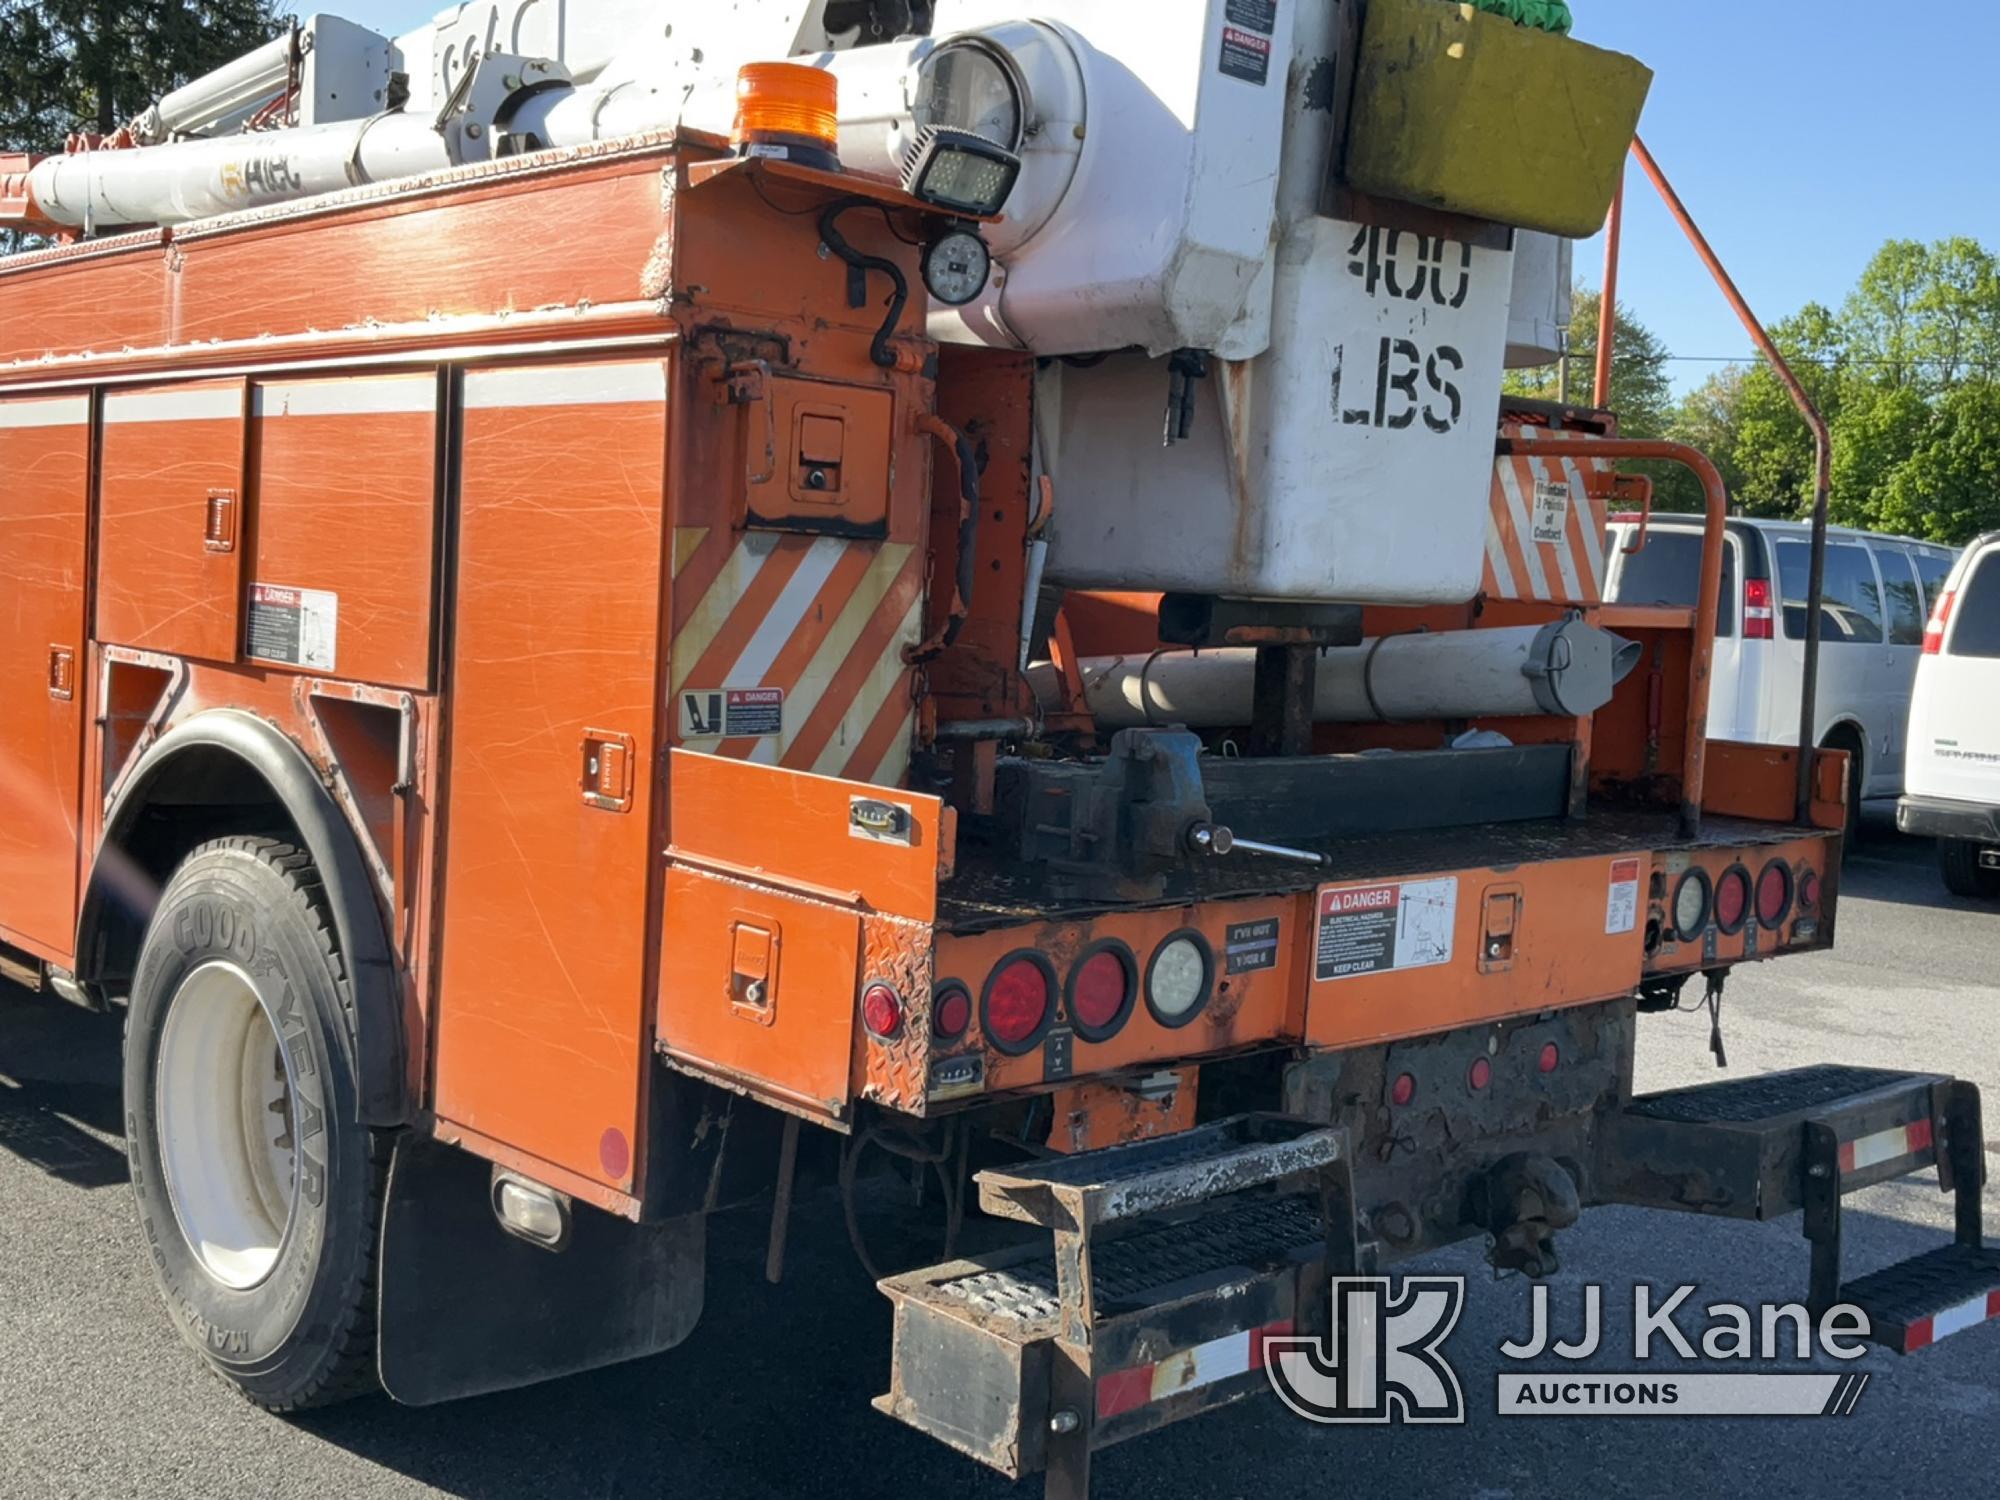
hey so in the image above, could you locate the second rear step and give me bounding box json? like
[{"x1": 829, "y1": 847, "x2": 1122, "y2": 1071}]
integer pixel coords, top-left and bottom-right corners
[
  {"x1": 874, "y1": 1115, "x2": 1352, "y2": 1500},
  {"x1": 1600, "y1": 1065, "x2": 1999, "y2": 1351}
]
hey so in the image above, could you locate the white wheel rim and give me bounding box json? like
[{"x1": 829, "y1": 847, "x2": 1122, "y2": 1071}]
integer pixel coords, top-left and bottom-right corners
[{"x1": 155, "y1": 960, "x2": 299, "y2": 1291}]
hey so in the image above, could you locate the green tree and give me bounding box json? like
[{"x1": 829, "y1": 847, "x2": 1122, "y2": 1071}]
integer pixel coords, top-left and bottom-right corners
[
  {"x1": 1505, "y1": 288, "x2": 1676, "y2": 437},
  {"x1": 1876, "y1": 384, "x2": 2000, "y2": 543},
  {"x1": 0, "y1": 1, "x2": 287, "y2": 147}
]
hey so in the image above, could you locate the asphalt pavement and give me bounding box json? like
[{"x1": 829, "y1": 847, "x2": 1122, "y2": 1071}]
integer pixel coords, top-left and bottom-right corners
[{"x1": 1, "y1": 825, "x2": 1995, "y2": 1499}]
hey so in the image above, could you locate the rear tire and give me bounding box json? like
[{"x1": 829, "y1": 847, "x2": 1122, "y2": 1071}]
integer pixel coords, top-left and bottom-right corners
[
  {"x1": 1823, "y1": 729, "x2": 1865, "y2": 855},
  {"x1": 1939, "y1": 839, "x2": 2000, "y2": 901},
  {"x1": 124, "y1": 836, "x2": 386, "y2": 1410}
]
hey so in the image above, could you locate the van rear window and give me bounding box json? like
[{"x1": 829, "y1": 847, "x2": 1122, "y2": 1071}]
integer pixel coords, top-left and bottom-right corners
[
  {"x1": 1607, "y1": 530, "x2": 1735, "y2": 637},
  {"x1": 1950, "y1": 551, "x2": 2000, "y2": 658}
]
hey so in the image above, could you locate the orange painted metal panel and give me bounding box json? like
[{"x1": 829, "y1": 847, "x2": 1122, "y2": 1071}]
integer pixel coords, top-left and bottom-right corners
[
  {"x1": 432, "y1": 357, "x2": 669, "y2": 1193},
  {"x1": 919, "y1": 897, "x2": 1303, "y2": 1109},
  {"x1": 0, "y1": 393, "x2": 91, "y2": 960},
  {"x1": 1300, "y1": 854, "x2": 1645, "y2": 1049},
  {"x1": 664, "y1": 750, "x2": 944, "y2": 922},
  {"x1": 656, "y1": 864, "x2": 862, "y2": 1122},
  {"x1": 97, "y1": 378, "x2": 247, "y2": 663},
  {"x1": 247, "y1": 373, "x2": 439, "y2": 690}
]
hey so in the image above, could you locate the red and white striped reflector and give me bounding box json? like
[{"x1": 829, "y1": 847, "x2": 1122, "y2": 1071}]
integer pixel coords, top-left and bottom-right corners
[
  {"x1": 1837, "y1": 1118, "x2": 1934, "y2": 1175},
  {"x1": 1094, "y1": 1319, "x2": 1292, "y2": 1421},
  {"x1": 1903, "y1": 1289, "x2": 2000, "y2": 1353}
]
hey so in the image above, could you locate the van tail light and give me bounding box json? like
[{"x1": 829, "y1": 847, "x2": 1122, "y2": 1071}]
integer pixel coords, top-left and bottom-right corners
[
  {"x1": 1924, "y1": 591, "x2": 1956, "y2": 655},
  {"x1": 1743, "y1": 578, "x2": 1775, "y2": 640}
]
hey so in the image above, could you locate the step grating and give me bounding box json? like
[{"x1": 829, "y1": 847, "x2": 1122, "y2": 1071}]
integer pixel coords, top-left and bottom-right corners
[{"x1": 1626, "y1": 1065, "x2": 1914, "y2": 1125}]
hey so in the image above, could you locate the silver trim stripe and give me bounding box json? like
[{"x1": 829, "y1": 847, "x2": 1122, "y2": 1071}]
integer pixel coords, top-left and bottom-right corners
[
  {"x1": 0, "y1": 395, "x2": 89, "y2": 428},
  {"x1": 252, "y1": 374, "x2": 436, "y2": 418},
  {"x1": 464, "y1": 361, "x2": 666, "y2": 410},
  {"x1": 103, "y1": 385, "x2": 243, "y2": 424}
]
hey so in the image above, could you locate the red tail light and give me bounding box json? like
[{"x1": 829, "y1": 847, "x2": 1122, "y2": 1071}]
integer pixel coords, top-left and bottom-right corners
[
  {"x1": 982, "y1": 953, "x2": 1054, "y2": 1053},
  {"x1": 1924, "y1": 591, "x2": 1956, "y2": 655},
  {"x1": 1755, "y1": 861, "x2": 1794, "y2": 930},
  {"x1": 1067, "y1": 944, "x2": 1135, "y2": 1041},
  {"x1": 1743, "y1": 577, "x2": 1775, "y2": 640},
  {"x1": 862, "y1": 982, "x2": 903, "y2": 1039},
  {"x1": 932, "y1": 983, "x2": 972, "y2": 1041},
  {"x1": 1714, "y1": 866, "x2": 1751, "y2": 934}
]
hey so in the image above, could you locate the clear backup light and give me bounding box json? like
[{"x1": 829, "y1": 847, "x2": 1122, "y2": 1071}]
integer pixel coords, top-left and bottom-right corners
[
  {"x1": 1672, "y1": 868, "x2": 1712, "y2": 941},
  {"x1": 1145, "y1": 932, "x2": 1212, "y2": 1028},
  {"x1": 492, "y1": 1173, "x2": 570, "y2": 1250}
]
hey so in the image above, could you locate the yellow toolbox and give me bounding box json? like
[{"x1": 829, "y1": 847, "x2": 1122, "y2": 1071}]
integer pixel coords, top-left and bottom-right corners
[{"x1": 1343, "y1": 0, "x2": 1654, "y2": 237}]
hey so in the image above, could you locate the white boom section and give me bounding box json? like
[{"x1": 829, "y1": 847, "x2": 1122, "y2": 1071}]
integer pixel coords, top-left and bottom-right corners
[{"x1": 18, "y1": 1, "x2": 1603, "y2": 609}]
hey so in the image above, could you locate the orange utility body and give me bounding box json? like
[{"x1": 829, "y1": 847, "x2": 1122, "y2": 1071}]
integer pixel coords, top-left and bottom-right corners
[{"x1": 0, "y1": 127, "x2": 1845, "y2": 1231}]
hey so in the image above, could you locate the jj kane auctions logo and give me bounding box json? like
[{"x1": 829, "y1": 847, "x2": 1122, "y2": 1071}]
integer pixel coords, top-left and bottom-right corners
[{"x1": 1266, "y1": 1278, "x2": 1876, "y2": 1421}]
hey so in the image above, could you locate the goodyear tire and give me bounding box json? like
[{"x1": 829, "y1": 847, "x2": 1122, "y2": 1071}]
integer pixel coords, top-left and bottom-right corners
[{"x1": 124, "y1": 836, "x2": 386, "y2": 1410}]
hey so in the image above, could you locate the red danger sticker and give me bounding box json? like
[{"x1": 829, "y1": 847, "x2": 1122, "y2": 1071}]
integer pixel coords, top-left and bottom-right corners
[{"x1": 1314, "y1": 878, "x2": 1457, "y2": 982}]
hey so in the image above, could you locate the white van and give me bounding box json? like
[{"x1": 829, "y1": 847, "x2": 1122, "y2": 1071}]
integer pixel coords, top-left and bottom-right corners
[
  {"x1": 1603, "y1": 516, "x2": 1959, "y2": 825},
  {"x1": 1898, "y1": 530, "x2": 2000, "y2": 898}
]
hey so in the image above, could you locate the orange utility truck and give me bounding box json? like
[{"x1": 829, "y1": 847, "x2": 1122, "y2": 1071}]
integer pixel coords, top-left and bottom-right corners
[{"x1": 0, "y1": 1, "x2": 1992, "y2": 1493}]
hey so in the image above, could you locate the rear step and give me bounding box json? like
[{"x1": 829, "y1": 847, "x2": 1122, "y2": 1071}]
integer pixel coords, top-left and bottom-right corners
[
  {"x1": 874, "y1": 1115, "x2": 1352, "y2": 1500},
  {"x1": 1600, "y1": 1065, "x2": 1996, "y2": 1350}
]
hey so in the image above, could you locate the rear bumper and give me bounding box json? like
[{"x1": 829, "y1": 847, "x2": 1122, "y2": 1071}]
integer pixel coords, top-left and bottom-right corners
[{"x1": 1897, "y1": 794, "x2": 2000, "y2": 843}]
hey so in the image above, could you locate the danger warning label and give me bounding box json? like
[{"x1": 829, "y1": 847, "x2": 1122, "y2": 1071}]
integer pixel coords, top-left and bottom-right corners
[
  {"x1": 1606, "y1": 857, "x2": 1642, "y2": 936},
  {"x1": 1218, "y1": 23, "x2": 1273, "y2": 84},
  {"x1": 680, "y1": 687, "x2": 783, "y2": 741},
  {"x1": 1314, "y1": 877, "x2": 1457, "y2": 982},
  {"x1": 245, "y1": 583, "x2": 337, "y2": 671}
]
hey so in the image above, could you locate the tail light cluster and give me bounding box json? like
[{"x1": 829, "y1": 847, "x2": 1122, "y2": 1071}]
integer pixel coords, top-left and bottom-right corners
[
  {"x1": 1669, "y1": 856, "x2": 1808, "y2": 943},
  {"x1": 926, "y1": 930, "x2": 1217, "y2": 1059},
  {"x1": 1743, "y1": 577, "x2": 1775, "y2": 640},
  {"x1": 1923, "y1": 590, "x2": 1957, "y2": 655}
]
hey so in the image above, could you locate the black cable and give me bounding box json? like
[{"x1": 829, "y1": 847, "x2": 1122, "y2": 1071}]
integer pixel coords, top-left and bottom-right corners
[{"x1": 818, "y1": 198, "x2": 909, "y2": 369}]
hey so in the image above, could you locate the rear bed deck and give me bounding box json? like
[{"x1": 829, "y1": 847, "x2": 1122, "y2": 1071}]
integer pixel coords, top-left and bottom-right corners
[{"x1": 939, "y1": 808, "x2": 1812, "y2": 934}]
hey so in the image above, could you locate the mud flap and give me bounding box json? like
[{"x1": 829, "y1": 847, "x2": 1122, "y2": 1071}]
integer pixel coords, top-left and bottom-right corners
[{"x1": 376, "y1": 1134, "x2": 704, "y2": 1405}]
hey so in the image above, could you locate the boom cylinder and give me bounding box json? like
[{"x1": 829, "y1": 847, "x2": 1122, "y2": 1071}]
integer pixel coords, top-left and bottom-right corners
[{"x1": 1026, "y1": 621, "x2": 1641, "y2": 730}]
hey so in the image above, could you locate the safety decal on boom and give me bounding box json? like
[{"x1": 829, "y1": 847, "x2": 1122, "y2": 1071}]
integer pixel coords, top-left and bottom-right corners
[
  {"x1": 1314, "y1": 877, "x2": 1457, "y2": 982},
  {"x1": 245, "y1": 583, "x2": 337, "y2": 671},
  {"x1": 1219, "y1": 0, "x2": 1275, "y2": 84},
  {"x1": 680, "y1": 688, "x2": 783, "y2": 741}
]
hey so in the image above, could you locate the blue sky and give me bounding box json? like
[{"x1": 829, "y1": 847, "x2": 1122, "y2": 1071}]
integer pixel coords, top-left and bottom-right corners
[
  {"x1": 332, "y1": 1, "x2": 1998, "y2": 392},
  {"x1": 1572, "y1": 1, "x2": 2000, "y2": 390}
]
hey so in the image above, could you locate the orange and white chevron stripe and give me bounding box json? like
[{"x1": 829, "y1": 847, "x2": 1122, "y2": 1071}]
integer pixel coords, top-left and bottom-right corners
[
  {"x1": 669, "y1": 527, "x2": 923, "y2": 788},
  {"x1": 1483, "y1": 424, "x2": 1611, "y2": 606}
]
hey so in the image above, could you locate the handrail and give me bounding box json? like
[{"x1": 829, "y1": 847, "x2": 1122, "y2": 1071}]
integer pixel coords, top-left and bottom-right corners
[
  {"x1": 1503, "y1": 436, "x2": 1725, "y2": 839},
  {"x1": 1598, "y1": 138, "x2": 1833, "y2": 825}
]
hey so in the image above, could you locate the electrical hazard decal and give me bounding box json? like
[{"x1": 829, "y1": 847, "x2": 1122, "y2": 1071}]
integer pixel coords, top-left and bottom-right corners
[
  {"x1": 1219, "y1": 0, "x2": 1275, "y2": 84},
  {"x1": 1606, "y1": 857, "x2": 1642, "y2": 936},
  {"x1": 245, "y1": 583, "x2": 337, "y2": 671},
  {"x1": 680, "y1": 687, "x2": 784, "y2": 741},
  {"x1": 1531, "y1": 478, "x2": 1573, "y2": 545},
  {"x1": 1314, "y1": 877, "x2": 1457, "y2": 982}
]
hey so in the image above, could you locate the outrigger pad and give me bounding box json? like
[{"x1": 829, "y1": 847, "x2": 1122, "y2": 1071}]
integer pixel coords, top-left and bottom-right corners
[{"x1": 376, "y1": 1134, "x2": 705, "y2": 1405}]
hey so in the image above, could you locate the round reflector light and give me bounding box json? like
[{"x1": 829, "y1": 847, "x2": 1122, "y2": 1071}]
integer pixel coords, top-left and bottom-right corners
[
  {"x1": 1391, "y1": 1073, "x2": 1417, "y2": 1107},
  {"x1": 982, "y1": 953, "x2": 1054, "y2": 1054},
  {"x1": 1067, "y1": 944, "x2": 1135, "y2": 1041},
  {"x1": 1539, "y1": 1043, "x2": 1561, "y2": 1074},
  {"x1": 1672, "y1": 869, "x2": 1712, "y2": 942},
  {"x1": 1756, "y1": 861, "x2": 1794, "y2": 930},
  {"x1": 1713, "y1": 866, "x2": 1751, "y2": 934},
  {"x1": 1144, "y1": 932, "x2": 1213, "y2": 1027},
  {"x1": 932, "y1": 983, "x2": 972, "y2": 1041},
  {"x1": 1468, "y1": 1057, "x2": 1492, "y2": 1091},
  {"x1": 1799, "y1": 869, "x2": 1820, "y2": 913},
  {"x1": 861, "y1": 982, "x2": 902, "y2": 1039}
]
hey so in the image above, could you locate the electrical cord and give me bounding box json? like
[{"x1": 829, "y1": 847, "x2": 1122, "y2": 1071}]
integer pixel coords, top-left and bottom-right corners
[{"x1": 818, "y1": 197, "x2": 910, "y2": 369}]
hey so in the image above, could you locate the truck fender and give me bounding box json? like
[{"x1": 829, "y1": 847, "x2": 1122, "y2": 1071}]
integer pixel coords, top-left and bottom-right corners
[{"x1": 76, "y1": 708, "x2": 411, "y2": 1126}]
